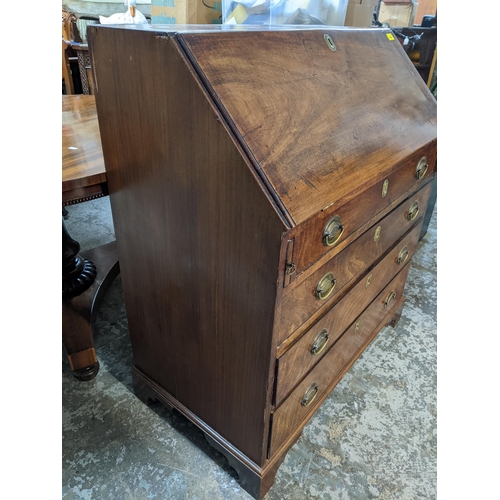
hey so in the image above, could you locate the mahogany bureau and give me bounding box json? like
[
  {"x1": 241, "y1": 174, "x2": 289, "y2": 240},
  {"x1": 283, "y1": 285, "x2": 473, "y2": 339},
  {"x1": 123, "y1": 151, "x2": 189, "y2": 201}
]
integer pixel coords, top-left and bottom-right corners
[{"x1": 88, "y1": 25, "x2": 437, "y2": 499}]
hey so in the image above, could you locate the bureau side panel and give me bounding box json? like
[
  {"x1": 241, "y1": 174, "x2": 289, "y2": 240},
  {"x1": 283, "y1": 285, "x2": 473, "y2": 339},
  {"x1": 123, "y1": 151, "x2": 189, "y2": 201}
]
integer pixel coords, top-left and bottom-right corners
[{"x1": 88, "y1": 27, "x2": 285, "y2": 465}]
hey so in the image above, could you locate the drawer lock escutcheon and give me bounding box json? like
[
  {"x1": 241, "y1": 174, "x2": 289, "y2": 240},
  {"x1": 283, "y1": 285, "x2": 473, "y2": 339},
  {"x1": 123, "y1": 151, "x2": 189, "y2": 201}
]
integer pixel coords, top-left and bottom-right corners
[
  {"x1": 323, "y1": 215, "x2": 345, "y2": 247},
  {"x1": 366, "y1": 273, "x2": 373, "y2": 288},
  {"x1": 397, "y1": 246, "x2": 409, "y2": 265},
  {"x1": 415, "y1": 157, "x2": 429, "y2": 179},
  {"x1": 301, "y1": 382, "x2": 319, "y2": 407},
  {"x1": 384, "y1": 290, "x2": 397, "y2": 308},
  {"x1": 315, "y1": 272, "x2": 337, "y2": 300},
  {"x1": 324, "y1": 34, "x2": 337, "y2": 52},
  {"x1": 374, "y1": 225, "x2": 382, "y2": 242},
  {"x1": 407, "y1": 201, "x2": 420, "y2": 221},
  {"x1": 310, "y1": 329, "x2": 330, "y2": 355},
  {"x1": 382, "y1": 179, "x2": 389, "y2": 198}
]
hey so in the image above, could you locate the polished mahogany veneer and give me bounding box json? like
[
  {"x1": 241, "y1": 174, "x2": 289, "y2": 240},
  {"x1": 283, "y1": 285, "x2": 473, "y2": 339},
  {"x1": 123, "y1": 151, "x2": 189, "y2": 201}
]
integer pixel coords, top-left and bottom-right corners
[
  {"x1": 62, "y1": 95, "x2": 107, "y2": 205},
  {"x1": 88, "y1": 24, "x2": 437, "y2": 499}
]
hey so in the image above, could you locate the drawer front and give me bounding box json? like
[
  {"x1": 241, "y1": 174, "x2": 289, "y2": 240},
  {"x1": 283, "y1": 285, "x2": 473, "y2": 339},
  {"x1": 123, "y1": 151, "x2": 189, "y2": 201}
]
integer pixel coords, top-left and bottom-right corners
[
  {"x1": 286, "y1": 142, "x2": 436, "y2": 281},
  {"x1": 270, "y1": 271, "x2": 409, "y2": 458},
  {"x1": 275, "y1": 260, "x2": 412, "y2": 405},
  {"x1": 276, "y1": 183, "x2": 432, "y2": 346}
]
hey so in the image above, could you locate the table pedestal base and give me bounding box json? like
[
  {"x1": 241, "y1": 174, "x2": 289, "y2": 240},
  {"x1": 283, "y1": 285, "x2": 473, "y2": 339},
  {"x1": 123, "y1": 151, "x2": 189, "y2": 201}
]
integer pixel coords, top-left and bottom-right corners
[{"x1": 62, "y1": 241, "x2": 119, "y2": 381}]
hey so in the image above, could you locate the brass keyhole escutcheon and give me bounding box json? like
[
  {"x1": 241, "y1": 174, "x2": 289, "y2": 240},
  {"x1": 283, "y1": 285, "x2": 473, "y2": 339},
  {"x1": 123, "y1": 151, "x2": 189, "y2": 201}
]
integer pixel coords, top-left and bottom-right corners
[
  {"x1": 374, "y1": 226, "x2": 382, "y2": 242},
  {"x1": 407, "y1": 201, "x2": 419, "y2": 221},
  {"x1": 355, "y1": 321, "x2": 360, "y2": 332},
  {"x1": 384, "y1": 290, "x2": 397, "y2": 308},
  {"x1": 324, "y1": 34, "x2": 337, "y2": 52},
  {"x1": 365, "y1": 273, "x2": 373, "y2": 288},
  {"x1": 322, "y1": 215, "x2": 345, "y2": 247},
  {"x1": 301, "y1": 382, "x2": 319, "y2": 407},
  {"x1": 310, "y1": 329, "x2": 330, "y2": 355},
  {"x1": 382, "y1": 179, "x2": 389, "y2": 198},
  {"x1": 397, "y1": 246, "x2": 409, "y2": 265},
  {"x1": 315, "y1": 272, "x2": 336, "y2": 300},
  {"x1": 415, "y1": 157, "x2": 428, "y2": 179}
]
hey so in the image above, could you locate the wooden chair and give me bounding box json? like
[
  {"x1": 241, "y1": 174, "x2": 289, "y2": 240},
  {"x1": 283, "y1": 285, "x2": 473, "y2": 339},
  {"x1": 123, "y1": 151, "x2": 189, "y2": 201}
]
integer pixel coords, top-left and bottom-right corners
[
  {"x1": 63, "y1": 7, "x2": 151, "y2": 95},
  {"x1": 62, "y1": 9, "x2": 78, "y2": 94},
  {"x1": 63, "y1": 10, "x2": 100, "y2": 95},
  {"x1": 70, "y1": 42, "x2": 95, "y2": 95}
]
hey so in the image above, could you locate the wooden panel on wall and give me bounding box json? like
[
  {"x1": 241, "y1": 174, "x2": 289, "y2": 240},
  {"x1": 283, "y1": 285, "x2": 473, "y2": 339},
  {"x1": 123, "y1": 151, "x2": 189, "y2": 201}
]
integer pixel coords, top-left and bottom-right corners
[{"x1": 414, "y1": 0, "x2": 436, "y2": 25}]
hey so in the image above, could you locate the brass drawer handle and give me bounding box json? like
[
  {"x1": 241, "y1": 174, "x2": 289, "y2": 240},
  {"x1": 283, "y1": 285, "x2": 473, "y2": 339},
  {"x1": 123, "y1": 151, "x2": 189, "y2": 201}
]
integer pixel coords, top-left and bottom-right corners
[
  {"x1": 397, "y1": 246, "x2": 409, "y2": 265},
  {"x1": 301, "y1": 382, "x2": 319, "y2": 407},
  {"x1": 415, "y1": 157, "x2": 428, "y2": 179},
  {"x1": 407, "y1": 201, "x2": 419, "y2": 221},
  {"x1": 384, "y1": 290, "x2": 397, "y2": 308},
  {"x1": 323, "y1": 215, "x2": 345, "y2": 247},
  {"x1": 310, "y1": 329, "x2": 330, "y2": 355},
  {"x1": 315, "y1": 272, "x2": 336, "y2": 300}
]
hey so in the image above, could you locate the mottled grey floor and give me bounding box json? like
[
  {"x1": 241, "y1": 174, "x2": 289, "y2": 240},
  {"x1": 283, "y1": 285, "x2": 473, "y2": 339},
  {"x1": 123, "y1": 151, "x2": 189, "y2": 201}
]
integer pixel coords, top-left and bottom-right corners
[{"x1": 63, "y1": 197, "x2": 436, "y2": 500}]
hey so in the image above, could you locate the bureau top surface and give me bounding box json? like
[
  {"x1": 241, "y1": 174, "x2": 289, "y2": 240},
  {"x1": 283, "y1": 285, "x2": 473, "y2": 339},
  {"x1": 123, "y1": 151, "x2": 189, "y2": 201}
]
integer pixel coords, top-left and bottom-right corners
[{"x1": 91, "y1": 25, "x2": 437, "y2": 226}]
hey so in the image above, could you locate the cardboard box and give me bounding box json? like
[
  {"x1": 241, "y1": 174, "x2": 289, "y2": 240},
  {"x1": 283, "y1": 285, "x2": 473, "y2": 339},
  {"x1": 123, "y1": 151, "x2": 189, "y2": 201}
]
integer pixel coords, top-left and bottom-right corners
[
  {"x1": 151, "y1": 0, "x2": 222, "y2": 24},
  {"x1": 378, "y1": 1, "x2": 417, "y2": 27},
  {"x1": 344, "y1": 0, "x2": 378, "y2": 27}
]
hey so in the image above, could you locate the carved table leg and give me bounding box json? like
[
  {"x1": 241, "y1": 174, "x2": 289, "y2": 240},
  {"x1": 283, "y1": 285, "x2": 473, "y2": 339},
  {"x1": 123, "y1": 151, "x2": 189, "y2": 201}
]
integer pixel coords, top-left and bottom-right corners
[
  {"x1": 63, "y1": 218, "x2": 97, "y2": 300},
  {"x1": 62, "y1": 218, "x2": 119, "y2": 381}
]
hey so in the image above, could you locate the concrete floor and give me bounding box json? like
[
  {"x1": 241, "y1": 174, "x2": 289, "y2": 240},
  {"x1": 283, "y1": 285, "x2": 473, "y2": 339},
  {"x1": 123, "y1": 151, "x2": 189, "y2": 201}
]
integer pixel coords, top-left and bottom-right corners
[{"x1": 62, "y1": 197, "x2": 437, "y2": 500}]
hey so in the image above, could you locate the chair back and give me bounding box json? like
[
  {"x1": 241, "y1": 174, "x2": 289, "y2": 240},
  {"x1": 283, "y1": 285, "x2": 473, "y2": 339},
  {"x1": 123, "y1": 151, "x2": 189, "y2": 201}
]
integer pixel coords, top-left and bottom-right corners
[{"x1": 62, "y1": 9, "x2": 78, "y2": 94}]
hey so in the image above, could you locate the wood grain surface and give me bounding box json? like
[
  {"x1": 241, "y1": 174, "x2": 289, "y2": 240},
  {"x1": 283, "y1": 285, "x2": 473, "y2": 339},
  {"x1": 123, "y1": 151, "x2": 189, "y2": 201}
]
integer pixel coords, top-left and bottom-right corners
[
  {"x1": 86, "y1": 25, "x2": 437, "y2": 497},
  {"x1": 285, "y1": 143, "x2": 436, "y2": 280},
  {"x1": 270, "y1": 274, "x2": 410, "y2": 457},
  {"x1": 275, "y1": 182, "x2": 432, "y2": 345},
  {"x1": 62, "y1": 95, "x2": 106, "y2": 200},
  {"x1": 89, "y1": 27, "x2": 286, "y2": 466},
  {"x1": 275, "y1": 262, "x2": 411, "y2": 405},
  {"x1": 181, "y1": 29, "x2": 437, "y2": 225}
]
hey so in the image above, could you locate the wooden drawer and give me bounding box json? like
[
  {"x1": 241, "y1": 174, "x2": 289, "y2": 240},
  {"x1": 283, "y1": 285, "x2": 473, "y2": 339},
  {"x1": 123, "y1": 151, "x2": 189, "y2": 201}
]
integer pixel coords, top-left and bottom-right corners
[
  {"x1": 286, "y1": 141, "x2": 436, "y2": 282},
  {"x1": 269, "y1": 270, "x2": 409, "y2": 458},
  {"x1": 275, "y1": 255, "x2": 412, "y2": 405},
  {"x1": 276, "y1": 182, "x2": 432, "y2": 346}
]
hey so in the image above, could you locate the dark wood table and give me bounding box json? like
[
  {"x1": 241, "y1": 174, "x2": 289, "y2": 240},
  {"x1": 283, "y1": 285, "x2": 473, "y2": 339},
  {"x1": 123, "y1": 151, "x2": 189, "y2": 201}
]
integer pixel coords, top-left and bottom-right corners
[{"x1": 62, "y1": 95, "x2": 119, "y2": 381}]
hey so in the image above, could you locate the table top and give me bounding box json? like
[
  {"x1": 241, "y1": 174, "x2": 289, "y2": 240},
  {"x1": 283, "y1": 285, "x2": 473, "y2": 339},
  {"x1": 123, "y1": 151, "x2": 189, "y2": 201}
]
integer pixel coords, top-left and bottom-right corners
[{"x1": 62, "y1": 94, "x2": 107, "y2": 205}]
